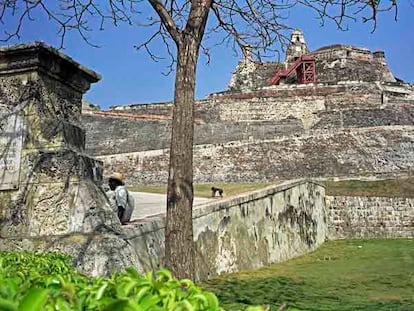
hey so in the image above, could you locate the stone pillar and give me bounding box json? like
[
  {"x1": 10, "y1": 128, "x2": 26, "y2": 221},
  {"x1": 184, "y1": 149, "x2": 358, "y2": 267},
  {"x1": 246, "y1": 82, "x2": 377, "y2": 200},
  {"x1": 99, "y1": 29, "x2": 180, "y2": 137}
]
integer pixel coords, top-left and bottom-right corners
[{"x1": 0, "y1": 42, "x2": 139, "y2": 275}]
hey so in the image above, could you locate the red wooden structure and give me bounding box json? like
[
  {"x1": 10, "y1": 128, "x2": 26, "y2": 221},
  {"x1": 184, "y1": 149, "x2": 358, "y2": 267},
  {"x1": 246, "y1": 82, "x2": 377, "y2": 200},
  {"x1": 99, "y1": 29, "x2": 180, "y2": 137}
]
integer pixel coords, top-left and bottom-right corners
[{"x1": 269, "y1": 55, "x2": 316, "y2": 85}]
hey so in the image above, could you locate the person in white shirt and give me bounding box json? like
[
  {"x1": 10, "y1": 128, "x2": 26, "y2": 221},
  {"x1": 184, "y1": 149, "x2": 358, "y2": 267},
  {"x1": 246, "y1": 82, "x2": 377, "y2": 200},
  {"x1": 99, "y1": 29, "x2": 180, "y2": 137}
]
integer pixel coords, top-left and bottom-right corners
[{"x1": 108, "y1": 172, "x2": 133, "y2": 225}]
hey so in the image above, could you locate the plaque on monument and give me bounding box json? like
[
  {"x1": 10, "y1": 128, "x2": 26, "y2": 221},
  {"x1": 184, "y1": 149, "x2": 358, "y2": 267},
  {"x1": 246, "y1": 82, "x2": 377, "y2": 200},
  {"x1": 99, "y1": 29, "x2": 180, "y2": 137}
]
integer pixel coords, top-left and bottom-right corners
[{"x1": 0, "y1": 108, "x2": 23, "y2": 191}]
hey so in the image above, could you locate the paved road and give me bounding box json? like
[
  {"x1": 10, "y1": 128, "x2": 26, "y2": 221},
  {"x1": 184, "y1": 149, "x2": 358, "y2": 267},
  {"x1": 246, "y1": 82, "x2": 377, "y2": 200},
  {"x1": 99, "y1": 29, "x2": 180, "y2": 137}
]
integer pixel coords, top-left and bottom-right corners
[{"x1": 129, "y1": 192, "x2": 212, "y2": 220}]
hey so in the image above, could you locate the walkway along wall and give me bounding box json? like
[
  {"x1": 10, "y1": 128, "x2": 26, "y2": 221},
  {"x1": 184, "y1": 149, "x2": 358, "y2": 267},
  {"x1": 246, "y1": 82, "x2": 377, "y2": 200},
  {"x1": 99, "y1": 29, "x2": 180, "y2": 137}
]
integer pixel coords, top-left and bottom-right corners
[{"x1": 122, "y1": 180, "x2": 327, "y2": 280}]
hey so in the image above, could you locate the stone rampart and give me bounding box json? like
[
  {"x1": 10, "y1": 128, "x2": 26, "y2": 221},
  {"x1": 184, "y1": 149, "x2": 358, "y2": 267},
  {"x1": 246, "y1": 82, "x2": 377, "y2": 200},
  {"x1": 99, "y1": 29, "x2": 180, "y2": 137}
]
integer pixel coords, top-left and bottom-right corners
[
  {"x1": 327, "y1": 195, "x2": 414, "y2": 239},
  {"x1": 83, "y1": 113, "x2": 304, "y2": 156},
  {"x1": 122, "y1": 179, "x2": 327, "y2": 280},
  {"x1": 83, "y1": 82, "x2": 414, "y2": 157},
  {"x1": 97, "y1": 126, "x2": 414, "y2": 185},
  {"x1": 106, "y1": 83, "x2": 383, "y2": 119}
]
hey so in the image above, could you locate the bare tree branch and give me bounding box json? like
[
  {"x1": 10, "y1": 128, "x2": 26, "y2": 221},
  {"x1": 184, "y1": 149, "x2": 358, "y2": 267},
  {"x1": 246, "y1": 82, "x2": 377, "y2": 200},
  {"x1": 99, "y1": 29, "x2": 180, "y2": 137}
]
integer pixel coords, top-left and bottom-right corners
[{"x1": 147, "y1": 0, "x2": 181, "y2": 43}]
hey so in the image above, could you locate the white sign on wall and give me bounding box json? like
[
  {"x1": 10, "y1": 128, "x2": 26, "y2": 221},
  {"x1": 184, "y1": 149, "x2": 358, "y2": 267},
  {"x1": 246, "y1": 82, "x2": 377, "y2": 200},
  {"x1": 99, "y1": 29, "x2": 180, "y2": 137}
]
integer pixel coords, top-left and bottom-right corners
[{"x1": 0, "y1": 108, "x2": 23, "y2": 191}]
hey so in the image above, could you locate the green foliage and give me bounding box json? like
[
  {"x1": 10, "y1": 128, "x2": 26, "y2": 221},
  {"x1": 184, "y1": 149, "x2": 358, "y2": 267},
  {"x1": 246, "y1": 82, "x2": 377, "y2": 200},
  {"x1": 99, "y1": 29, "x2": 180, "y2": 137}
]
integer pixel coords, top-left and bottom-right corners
[{"x1": 0, "y1": 251, "x2": 258, "y2": 311}]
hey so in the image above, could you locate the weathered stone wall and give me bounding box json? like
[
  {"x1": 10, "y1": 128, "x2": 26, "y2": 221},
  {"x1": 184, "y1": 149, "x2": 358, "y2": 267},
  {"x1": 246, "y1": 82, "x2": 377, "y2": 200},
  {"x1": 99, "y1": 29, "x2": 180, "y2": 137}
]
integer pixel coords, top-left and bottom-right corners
[
  {"x1": 98, "y1": 126, "x2": 414, "y2": 185},
  {"x1": 84, "y1": 82, "x2": 414, "y2": 157},
  {"x1": 227, "y1": 60, "x2": 283, "y2": 92},
  {"x1": 310, "y1": 45, "x2": 395, "y2": 83},
  {"x1": 105, "y1": 83, "x2": 383, "y2": 120},
  {"x1": 83, "y1": 114, "x2": 304, "y2": 156},
  {"x1": 0, "y1": 42, "x2": 139, "y2": 276},
  {"x1": 123, "y1": 180, "x2": 327, "y2": 280},
  {"x1": 327, "y1": 195, "x2": 414, "y2": 239}
]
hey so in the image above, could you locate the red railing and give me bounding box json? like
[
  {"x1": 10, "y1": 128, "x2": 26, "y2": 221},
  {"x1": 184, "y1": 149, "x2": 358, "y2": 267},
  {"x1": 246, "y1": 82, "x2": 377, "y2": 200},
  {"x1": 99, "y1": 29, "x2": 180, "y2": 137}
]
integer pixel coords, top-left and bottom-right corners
[{"x1": 269, "y1": 55, "x2": 316, "y2": 85}]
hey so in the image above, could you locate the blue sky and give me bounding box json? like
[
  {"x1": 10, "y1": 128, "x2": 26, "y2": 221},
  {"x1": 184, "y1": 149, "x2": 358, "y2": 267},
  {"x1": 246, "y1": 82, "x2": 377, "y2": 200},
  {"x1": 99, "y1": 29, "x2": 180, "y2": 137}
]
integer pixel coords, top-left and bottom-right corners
[{"x1": 3, "y1": 1, "x2": 413, "y2": 109}]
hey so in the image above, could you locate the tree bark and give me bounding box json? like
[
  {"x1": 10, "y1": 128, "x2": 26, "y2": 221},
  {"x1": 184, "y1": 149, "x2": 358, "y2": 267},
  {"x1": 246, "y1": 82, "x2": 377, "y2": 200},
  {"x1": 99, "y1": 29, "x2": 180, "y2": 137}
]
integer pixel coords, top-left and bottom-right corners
[{"x1": 165, "y1": 35, "x2": 199, "y2": 280}]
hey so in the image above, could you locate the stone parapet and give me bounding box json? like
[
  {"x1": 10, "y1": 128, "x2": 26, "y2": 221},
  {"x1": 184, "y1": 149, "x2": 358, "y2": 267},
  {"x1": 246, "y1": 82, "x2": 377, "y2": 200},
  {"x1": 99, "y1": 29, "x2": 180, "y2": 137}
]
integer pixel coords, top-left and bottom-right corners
[{"x1": 122, "y1": 180, "x2": 327, "y2": 280}]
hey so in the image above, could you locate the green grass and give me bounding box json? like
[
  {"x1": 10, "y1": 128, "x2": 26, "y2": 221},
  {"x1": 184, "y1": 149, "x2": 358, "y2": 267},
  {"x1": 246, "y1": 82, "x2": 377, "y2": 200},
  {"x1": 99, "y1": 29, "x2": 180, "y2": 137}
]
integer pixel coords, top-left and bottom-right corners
[
  {"x1": 323, "y1": 177, "x2": 414, "y2": 198},
  {"x1": 129, "y1": 182, "x2": 273, "y2": 198},
  {"x1": 201, "y1": 240, "x2": 414, "y2": 311}
]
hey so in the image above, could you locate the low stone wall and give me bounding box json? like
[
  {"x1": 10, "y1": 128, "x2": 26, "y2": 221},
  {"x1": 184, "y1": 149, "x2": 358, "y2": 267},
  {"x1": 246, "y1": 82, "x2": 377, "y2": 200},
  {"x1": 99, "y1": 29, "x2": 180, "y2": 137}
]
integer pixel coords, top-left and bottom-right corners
[
  {"x1": 122, "y1": 180, "x2": 327, "y2": 280},
  {"x1": 327, "y1": 195, "x2": 414, "y2": 239},
  {"x1": 98, "y1": 126, "x2": 414, "y2": 185}
]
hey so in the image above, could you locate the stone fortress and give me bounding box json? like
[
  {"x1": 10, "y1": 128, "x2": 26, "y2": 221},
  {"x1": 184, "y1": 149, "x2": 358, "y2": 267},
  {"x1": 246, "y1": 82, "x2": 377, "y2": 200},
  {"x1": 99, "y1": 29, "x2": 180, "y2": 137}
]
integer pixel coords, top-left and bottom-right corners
[
  {"x1": 1, "y1": 30, "x2": 413, "y2": 279},
  {"x1": 82, "y1": 29, "x2": 414, "y2": 186}
]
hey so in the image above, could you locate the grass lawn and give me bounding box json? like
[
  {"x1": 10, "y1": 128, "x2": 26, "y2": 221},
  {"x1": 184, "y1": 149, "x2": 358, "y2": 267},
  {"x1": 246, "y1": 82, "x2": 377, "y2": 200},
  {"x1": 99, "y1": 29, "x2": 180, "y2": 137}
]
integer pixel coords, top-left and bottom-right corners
[
  {"x1": 130, "y1": 177, "x2": 414, "y2": 198},
  {"x1": 129, "y1": 182, "x2": 273, "y2": 198},
  {"x1": 201, "y1": 240, "x2": 414, "y2": 311},
  {"x1": 323, "y1": 177, "x2": 414, "y2": 198}
]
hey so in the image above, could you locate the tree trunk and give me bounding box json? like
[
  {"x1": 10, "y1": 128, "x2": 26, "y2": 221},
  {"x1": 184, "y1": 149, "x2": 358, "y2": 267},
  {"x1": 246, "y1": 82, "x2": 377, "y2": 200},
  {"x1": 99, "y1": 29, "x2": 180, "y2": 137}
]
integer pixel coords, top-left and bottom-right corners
[{"x1": 165, "y1": 35, "x2": 199, "y2": 280}]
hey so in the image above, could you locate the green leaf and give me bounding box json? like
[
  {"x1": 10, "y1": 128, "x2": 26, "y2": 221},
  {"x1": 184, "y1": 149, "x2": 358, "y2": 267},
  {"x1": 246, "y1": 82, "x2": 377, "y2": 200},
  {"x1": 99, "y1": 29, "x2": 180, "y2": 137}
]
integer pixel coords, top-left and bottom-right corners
[
  {"x1": 0, "y1": 298, "x2": 17, "y2": 311},
  {"x1": 125, "y1": 267, "x2": 140, "y2": 279},
  {"x1": 55, "y1": 298, "x2": 72, "y2": 311},
  {"x1": 135, "y1": 286, "x2": 150, "y2": 302},
  {"x1": 95, "y1": 283, "x2": 108, "y2": 300},
  {"x1": 103, "y1": 299, "x2": 135, "y2": 311},
  {"x1": 138, "y1": 294, "x2": 161, "y2": 311},
  {"x1": 204, "y1": 292, "x2": 219, "y2": 308},
  {"x1": 123, "y1": 280, "x2": 137, "y2": 296},
  {"x1": 192, "y1": 293, "x2": 208, "y2": 305},
  {"x1": 177, "y1": 299, "x2": 194, "y2": 311},
  {"x1": 156, "y1": 269, "x2": 172, "y2": 281},
  {"x1": 18, "y1": 288, "x2": 49, "y2": 311}
]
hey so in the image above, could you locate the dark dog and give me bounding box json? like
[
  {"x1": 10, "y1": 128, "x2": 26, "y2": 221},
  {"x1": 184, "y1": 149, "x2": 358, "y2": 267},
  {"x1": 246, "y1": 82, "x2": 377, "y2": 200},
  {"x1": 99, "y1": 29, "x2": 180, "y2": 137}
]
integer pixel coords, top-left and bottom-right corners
[{"x1": 211, "y1": 186, "x2": 224, "y2": 197}]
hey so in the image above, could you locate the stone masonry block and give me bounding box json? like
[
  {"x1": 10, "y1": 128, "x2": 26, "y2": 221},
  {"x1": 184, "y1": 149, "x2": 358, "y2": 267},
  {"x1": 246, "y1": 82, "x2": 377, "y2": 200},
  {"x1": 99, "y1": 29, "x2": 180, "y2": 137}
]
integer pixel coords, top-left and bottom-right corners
[{"x1": 24, "y1": 116, "x2": 85, "y2": 150}]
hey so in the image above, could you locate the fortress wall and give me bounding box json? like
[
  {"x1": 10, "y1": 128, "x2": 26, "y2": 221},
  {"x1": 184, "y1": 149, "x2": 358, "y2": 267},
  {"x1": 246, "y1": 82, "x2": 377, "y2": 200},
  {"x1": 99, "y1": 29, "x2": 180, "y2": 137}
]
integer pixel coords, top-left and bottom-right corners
[
  {"x1": 97, "y1": 126, "x2": 414, "y2": 185},
  {"x1": 313, "y1": 108, "x2": 414, "y2": 129},
  {"x1": 314, "y1": 58, "x2": 395, "y2": 84},
  {"x1": 107, "y1": 83, "x2": 382, "y2": 120},
  {"x1": 82, "y1": 115, "x2": 172, "y2": 156},
  {"x1": 309, "y1": 45, "x2": 395, "y2": 83},
  {"x1": 83, "y1": 82, "x2": 399, "y2": 156},
  {"x1": 83, "y1": 114, "x2": 304, "y2": 156},
  {"x1": 327, "y1": 196, "x2": 414, "y2": 239},
  {"x1": 111, "y1": 101, "x2": 173, "y2": 117},
  {"x1": 122, "y1": 180, "x2": 327, "y2": 280},
  {"x1": 311, "y1": 45, "x2": 372, "y2": 61}
]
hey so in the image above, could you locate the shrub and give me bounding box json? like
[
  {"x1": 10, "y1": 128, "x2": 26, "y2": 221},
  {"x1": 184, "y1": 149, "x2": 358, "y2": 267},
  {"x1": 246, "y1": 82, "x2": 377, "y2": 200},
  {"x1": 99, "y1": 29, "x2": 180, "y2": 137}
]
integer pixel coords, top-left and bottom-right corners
[{"x1": 0, "y1": 251, "x2": 265, "y2": 311}]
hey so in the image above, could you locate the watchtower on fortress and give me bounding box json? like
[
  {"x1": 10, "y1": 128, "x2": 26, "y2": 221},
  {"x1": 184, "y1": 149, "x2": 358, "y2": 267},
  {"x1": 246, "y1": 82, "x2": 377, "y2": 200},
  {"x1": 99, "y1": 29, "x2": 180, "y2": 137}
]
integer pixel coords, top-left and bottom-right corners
[{"x1": 285, "y1": 29, "x2": 309, "y2": 63}]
